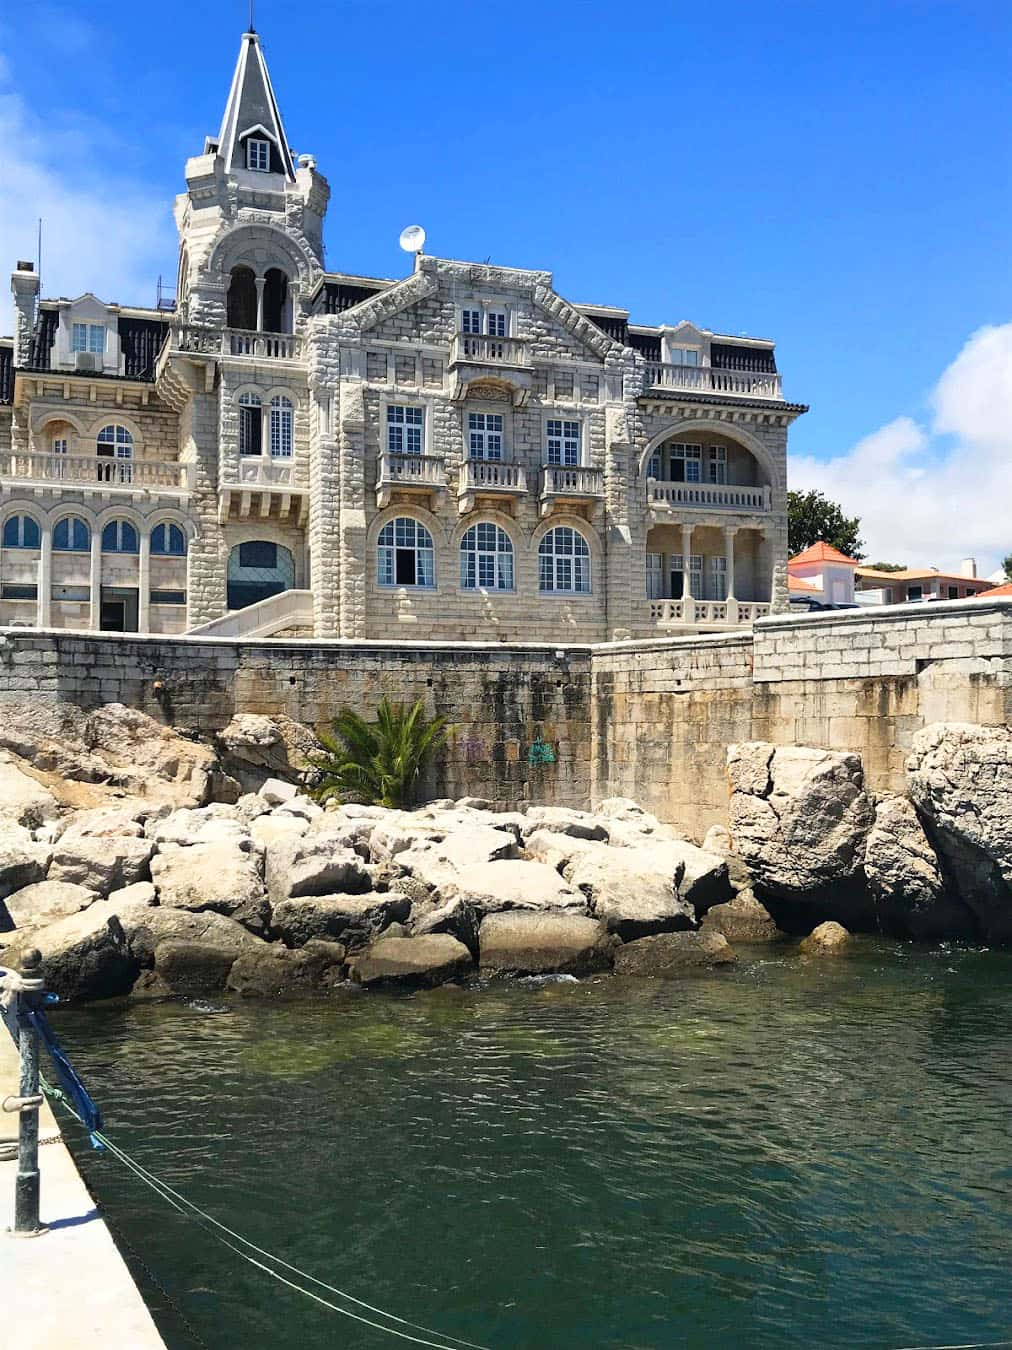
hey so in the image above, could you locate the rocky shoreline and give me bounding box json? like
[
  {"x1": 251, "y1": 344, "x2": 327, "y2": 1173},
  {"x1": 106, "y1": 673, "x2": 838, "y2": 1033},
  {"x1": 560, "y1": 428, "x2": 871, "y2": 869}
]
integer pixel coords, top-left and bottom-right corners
[{"x1": 0, "y1": 703, "x2": 1008, "y2": 1003}]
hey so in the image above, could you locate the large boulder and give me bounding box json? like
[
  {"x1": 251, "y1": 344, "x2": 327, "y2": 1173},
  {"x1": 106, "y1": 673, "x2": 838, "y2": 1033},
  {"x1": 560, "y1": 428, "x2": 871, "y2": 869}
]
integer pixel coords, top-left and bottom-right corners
[
  {"x1": 446, "y1": 860, "x2": 587, "y2": 916},
  {"x1": 522, "y1": 829, "x2": 605, "y2": 873},
  {"x1": 519, "y1": 807, "x2": 607, "y2": 842},
  {"x1": 408, "y1": 895, "x2": 481, "y2": 959},
  {"x1": 145, "y1": 806, "x2": 250, "y2": 850},
  {"x1": 152, "y1": 939, "x2": 241, "y2": 995},
  {"x1": 150, "y1": 843, "x2": 268, "y2": 932},
  {"x1": 700, "y1": 892, "x2": 781, "y2": 943},
  {"x1": 565, "y1": 847, "x2": 695, "y2": 941},
  {"x1": 2, "y1": 880, "x2": 98, "y2": 931},
  {"x1": 82, "y1": 704, "x2": 219, "y2": 807},
  {"x1": 271, "y1": 892, "x2": 410, "y2": 949},
  {"x1": 478, "y1": 912, "x2": 615, "y2": 976},
  {"x1": 727, "y1": 742, "x2": 876, "y2": 925},
  {"x1": 2, "y1": 905, "x2": 137, "y2": 1001},
  {"x1": 349, "y1": 934, "x2": 473, "y2": 987},
  {"x1": 215, "y1": 713, "x2": 321, "y2": 793},
  {"x1": 614, "y1": 930, "x2": 736, "y2": 976},
  {"x1": 906, "y1": 723, "x2": 1012, "y2": 942},
  {"x1": 0, "y1": 822, "x2": 51, "y2": 901},
  {"x1": 111, "y1": 902, "x2": 263, "y2": 967},
  {"x1": 0, "y1": 754, "x2": 60, "y2": 827},
  {"x1": 48, "y1": 835, "x2": 154, "y2": 894},
  {"x1": 226, "y1": 940, "x2": 347, "y2": 998},
  {"x1": 264, "y1": 833, "x2": 371, "y2": 905},
  {"x1": 863, "y1": 794, "x2": 973, "y2": 940},
  {"x1": 799, "y1": 921, "x2": 851, "y2": 956},
  {"x1": 388, "y1": 824, "x2": 518, "y2": 890},
  {"x1": 56, "y1": 806, "x2": 148, "y2": 842}
]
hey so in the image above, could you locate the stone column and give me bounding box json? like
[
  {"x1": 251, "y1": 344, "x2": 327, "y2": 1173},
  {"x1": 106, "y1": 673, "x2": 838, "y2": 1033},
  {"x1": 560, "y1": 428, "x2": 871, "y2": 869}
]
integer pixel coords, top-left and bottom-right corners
[
  {"x1": 138, "y1": 529, "x2": 150, "y2": 634},
  {"x1": 37, "y1": 524, "x2": 52, "y2": 628},
  {"x1": 679, "y1": 523, "x2": 693, "y2": 600},
  {"x1": 723, "y1": 525, "x2": 738, "y2": 623},
  {"x1": 255, "y1": 277, "x2": 266, "y2": 334},
  {"x1": 88, "y1": 527, "x2": 102, "y2": 630}
]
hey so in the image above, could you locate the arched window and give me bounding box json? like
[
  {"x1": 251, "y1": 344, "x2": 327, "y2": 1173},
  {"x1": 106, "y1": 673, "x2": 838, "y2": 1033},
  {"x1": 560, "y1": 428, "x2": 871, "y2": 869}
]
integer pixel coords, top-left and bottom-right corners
[
  {"x1": 262, "y1": 268, "x2": 290, "y2": 334},
  {"x1": 460, "y1": 522, "x2": 514, "y2": 591},
  {"x1": 53, "y1": 516, "x2": 90, "y2": 552},
  {"x1": 239, "y1": 392, "x2": 263, "y2": 456},
  {"x1": 539, "y1": 526, "x2": 591, "y2": 594},
  {"x1": 269, "y1": 396, "x2": 293, "y2": 458},
  {"x1": 227, "y1": 266, "x2": 257, "y2": 331},
  {"x1": 97, "y1": 425, "x2": 133, "y2": 485},
  {"x1": 101, "y1": 519, "x2": 139, "y2": 554},
  {"x1": 2, "y1": 515, "x2": 41, "y2": 549},
  {"x1": 378, "y1": 517, "x2": 434, "y2": 588},
  {"x1": 151, "y1": 523, "x2": 187, "y2": 556}
]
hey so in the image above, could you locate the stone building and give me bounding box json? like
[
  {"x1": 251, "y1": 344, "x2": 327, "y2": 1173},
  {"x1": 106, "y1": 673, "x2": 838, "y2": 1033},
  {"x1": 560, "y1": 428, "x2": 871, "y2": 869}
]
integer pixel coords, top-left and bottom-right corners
[{"x1": 0, "y1": 28, "x2": 806, "y2": 642}]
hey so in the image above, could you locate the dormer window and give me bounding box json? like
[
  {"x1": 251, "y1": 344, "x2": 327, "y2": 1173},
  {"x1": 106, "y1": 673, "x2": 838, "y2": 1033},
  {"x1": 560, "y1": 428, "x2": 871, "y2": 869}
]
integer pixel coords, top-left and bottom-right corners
[
  {"x1": 669, "y1": 348, "x2": 699, "y2": 366},
  {"x1": 247, "y1": 138, "x2": 270, "y2": 172},
  {"x1": 72, "y1": 323, "x2": 105, "y2": 354}
]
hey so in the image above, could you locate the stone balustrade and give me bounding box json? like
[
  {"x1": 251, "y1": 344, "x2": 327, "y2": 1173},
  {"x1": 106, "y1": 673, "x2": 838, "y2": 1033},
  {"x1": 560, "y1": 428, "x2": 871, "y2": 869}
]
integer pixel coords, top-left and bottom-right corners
[
  {"x1": 450, "y1": 333, "x2": 532, "y2": 368},
  {"x1": 167, "y1": 324, "x2": 302, "y2": 360},
  {"x1": 649, "y1": 598, "x2": 771, "y2": 628},
  {"x1": 376, "y1": 452, "x2": 448, "y2": 508},
  {"x1": 648, "y1": 481, "x2": 772, "y2": 512},
  {"x1": 0, "y1": 451, "x2": 192, "y2": 492},
  {"x1": 644, "y1": 363, "x2": 783, "y2": 400}
]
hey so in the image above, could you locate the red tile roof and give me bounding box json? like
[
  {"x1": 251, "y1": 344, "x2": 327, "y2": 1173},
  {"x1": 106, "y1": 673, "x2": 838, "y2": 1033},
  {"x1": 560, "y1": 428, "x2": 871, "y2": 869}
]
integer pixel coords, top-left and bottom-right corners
[
  {"x1": 788, "y1": 576, "x2": 821, "y2": 594},
  {"x1": 789, "y1": 542, "x2": 861, "y2": 567},
  {"x1": 975, "y1": 582, "x2": 1012, "y2": 597}
]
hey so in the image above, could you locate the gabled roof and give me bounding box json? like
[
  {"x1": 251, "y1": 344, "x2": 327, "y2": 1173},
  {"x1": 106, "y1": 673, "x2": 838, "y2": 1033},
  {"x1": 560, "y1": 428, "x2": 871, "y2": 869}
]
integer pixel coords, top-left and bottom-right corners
[
  {"x1": 789, "y1": 542, "x2": 861, "y2": 567},
  {"x1": 975, "y1": 582, "x2": 1012, "y2": 597},
  {"x1": 856, "y1": 566, "x2": 992, "y2": 586},
  {"x1": 217, "y1": 30, "x2": 294, "y2": 181}
]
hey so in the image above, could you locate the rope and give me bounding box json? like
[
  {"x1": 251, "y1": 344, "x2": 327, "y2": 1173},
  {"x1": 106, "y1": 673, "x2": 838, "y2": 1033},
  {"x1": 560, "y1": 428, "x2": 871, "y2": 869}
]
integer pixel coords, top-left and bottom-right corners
[
  {"x1": 890, "y1": 1342, "x2": 1012, "y2": 1350},
  {"x1": 44, "y1": 1083, "x2": 492, "y2": 1350}
]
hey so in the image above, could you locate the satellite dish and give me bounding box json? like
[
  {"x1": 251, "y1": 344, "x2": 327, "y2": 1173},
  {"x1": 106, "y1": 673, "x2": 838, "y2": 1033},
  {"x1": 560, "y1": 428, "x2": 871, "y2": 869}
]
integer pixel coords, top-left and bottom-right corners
[{"x1": 399, "y1": 224, "x2": 426, "y2": 254}]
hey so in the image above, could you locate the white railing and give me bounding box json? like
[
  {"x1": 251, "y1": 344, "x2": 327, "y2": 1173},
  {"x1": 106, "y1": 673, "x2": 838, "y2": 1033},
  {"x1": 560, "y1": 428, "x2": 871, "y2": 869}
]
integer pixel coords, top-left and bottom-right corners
[
  {"x1": 644, "y1": 363, "x2": 783, "y2": 400},
  {"x1": 230, "y1": 458, "x2": 298, "y2": 488},
  {"x1": 225, "y1": 329, "x2": 302, "y2": 360},
  {"x1": 649, "y1": 598, "x2": 771, "y2": 627},
  {"x1": 0, "y1": 451, "x2": 191, "y2": 491},
  {"x1": 168, "y1": 325, "x2": 302, "y2": 360},
  {"x1": 378, "y1": 452, "x2": 447, "y2": 489},
  {"x1": 187, "y1": 589, "x2": 314, "y2": 639},
  {"x1": 459, "y1": 460, "x2": 528, "y2": 493},
  {"x1": 450, "y1": 334, "x2": 531, "y2": 367},
  {"x1": 541, "y1": 465, "x2": 604, "y2": 498},
  {"x1": 648, "y1": 481, "x2": 772, "y2": 512}
]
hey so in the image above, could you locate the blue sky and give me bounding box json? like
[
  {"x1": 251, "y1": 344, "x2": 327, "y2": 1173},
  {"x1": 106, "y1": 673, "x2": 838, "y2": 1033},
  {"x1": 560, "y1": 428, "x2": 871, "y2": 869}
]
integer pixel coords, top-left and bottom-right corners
[{"x1": 2, "y1": 1, "x2": 1010, "y2": 567}]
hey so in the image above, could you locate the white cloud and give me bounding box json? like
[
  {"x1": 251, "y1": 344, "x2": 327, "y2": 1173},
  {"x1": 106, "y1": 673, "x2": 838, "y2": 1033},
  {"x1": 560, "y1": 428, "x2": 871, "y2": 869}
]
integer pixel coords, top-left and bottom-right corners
[
  {"x1": 790, "y1": 324, "x2": 1012, "y2": 574},
  {"x1": 0, "y1": 70, "x2": 175, "y2": 329}
]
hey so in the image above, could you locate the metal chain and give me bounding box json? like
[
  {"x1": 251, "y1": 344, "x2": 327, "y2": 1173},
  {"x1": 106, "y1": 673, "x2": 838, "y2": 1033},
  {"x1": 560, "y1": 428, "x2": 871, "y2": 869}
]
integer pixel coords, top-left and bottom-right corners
[{"x1": 97, "y1": 1205, "x2": 214, "y2": 1350}]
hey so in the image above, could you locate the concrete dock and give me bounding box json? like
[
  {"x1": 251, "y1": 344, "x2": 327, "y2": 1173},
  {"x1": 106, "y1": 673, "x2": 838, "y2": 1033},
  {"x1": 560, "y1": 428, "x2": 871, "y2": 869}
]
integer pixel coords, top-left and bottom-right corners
[{"x1": 0, "y1": 1026, "x2": 166, "y2": 1348}]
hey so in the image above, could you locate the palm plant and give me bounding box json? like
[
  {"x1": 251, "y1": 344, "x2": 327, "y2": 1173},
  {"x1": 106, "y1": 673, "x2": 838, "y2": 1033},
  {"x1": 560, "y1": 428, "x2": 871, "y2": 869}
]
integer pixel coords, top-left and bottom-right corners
[{"x1": 308, "y1": 697, "x2": 450, "y2": 808}]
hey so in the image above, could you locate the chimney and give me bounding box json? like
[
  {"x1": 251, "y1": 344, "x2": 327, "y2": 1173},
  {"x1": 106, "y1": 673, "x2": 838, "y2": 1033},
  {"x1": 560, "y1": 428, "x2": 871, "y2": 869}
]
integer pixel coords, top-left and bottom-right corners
[
  {"x1": 10, "y1": 263, "x2": 40, "y2": 365},
  {"x1": 961, "y1": 558, "x2": 977, "y2": 579}
]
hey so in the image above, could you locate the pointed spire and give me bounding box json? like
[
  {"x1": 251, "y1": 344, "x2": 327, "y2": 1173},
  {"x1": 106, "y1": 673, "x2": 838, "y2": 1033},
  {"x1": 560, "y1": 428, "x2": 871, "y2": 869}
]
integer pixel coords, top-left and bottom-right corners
[{"x1": 217, "y1": 29, "x2": 295, "y2": 180}]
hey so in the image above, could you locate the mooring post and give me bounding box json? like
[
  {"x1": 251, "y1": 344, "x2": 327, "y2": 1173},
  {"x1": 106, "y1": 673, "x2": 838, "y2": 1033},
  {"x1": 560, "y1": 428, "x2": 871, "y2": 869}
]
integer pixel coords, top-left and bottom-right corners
[{"x1": 12, "y1": 948, "x2": 45, "y2": 1236}]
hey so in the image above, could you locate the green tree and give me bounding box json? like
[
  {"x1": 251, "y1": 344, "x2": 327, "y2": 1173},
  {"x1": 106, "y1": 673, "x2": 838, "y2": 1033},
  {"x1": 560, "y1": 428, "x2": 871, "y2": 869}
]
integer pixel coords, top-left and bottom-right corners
[
  {"x1": 1003, "y1": 553, "x2": 1012, "y2": 582},
  {"x1": 866, "y1": 561, "x2": 907, "y2": 573},
  {"x1": 308, "y1": 697, "x2": 450, "y2": 809},
  {"x1": 788, "y1": 490, "x2": 865, "y2": 559}
]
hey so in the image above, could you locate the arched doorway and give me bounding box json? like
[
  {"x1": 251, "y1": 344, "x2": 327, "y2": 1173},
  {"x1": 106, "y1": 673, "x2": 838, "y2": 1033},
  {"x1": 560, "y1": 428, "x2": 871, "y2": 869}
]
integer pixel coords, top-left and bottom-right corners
[
  {"x1": 226, "y1": 266, "x2": 257, "y2": 331},
  {"x1": 226, "y1": 540, "x2": 295, "y2": 610}
]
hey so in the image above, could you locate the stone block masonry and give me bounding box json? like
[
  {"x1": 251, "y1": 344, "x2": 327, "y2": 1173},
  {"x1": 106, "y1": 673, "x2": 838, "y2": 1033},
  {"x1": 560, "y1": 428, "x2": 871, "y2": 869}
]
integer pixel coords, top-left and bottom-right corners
[{"x1": 1, "y1": 598, "x2": 1009, "y2": 837}]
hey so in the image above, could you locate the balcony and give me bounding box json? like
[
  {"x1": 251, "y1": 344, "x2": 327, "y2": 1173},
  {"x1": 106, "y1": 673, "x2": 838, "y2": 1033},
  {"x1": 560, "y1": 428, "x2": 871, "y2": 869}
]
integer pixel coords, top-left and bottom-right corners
[
  {"x1": 649, "y1": 598, "x2": 771, "y2": 628},
  {"x1": 219, "y1": 457, "x2": 305, "y2": 525},
  {"x1": 450, "y1": 334, "x2": 531, "y2": 369},
  {"x1": 648, "y1": 481, "x2": 772, "y2": 516},
  {"x1": 168, "y1": 324, "x2": 302, "y2": 361},
  {"x1": 644, "y1": 363, "x2": 783, "y2": 400},
  {"x1": 376, "y1": 452, "x2": 447, "y2": 509},
  {"x1": 0, "y1": 451, "x2": 192, "y2": 495},
  {"x1": 540, "y1": 464, "x2": 604, "y2": 519},
  {"x1": 458, "y1": 459, "x2": 528, "y2": 514}
]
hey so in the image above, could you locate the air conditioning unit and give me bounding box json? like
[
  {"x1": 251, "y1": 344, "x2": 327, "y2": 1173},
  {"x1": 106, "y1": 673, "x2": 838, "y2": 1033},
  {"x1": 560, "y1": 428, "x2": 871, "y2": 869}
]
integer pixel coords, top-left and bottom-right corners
[{"x1": 75, "y1": 352, "x2": 99, "y2": 372}]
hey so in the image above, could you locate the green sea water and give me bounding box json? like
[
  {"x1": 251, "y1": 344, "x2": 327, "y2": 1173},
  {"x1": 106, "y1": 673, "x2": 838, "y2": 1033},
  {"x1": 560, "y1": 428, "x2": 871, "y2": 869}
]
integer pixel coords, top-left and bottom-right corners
[{"x1": 54, "y1": 939, "x2": 1012, "y2": 1349}]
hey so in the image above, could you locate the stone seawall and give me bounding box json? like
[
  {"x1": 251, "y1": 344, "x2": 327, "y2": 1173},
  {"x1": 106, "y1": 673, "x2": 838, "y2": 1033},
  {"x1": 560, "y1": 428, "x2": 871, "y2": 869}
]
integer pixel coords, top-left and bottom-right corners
[
  {"x1": 1, "y1": 598, "x2": 1010, "y2": 837},
  {"x1": 0, "y1": 632, "x2": 594, "y2": 809}
]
